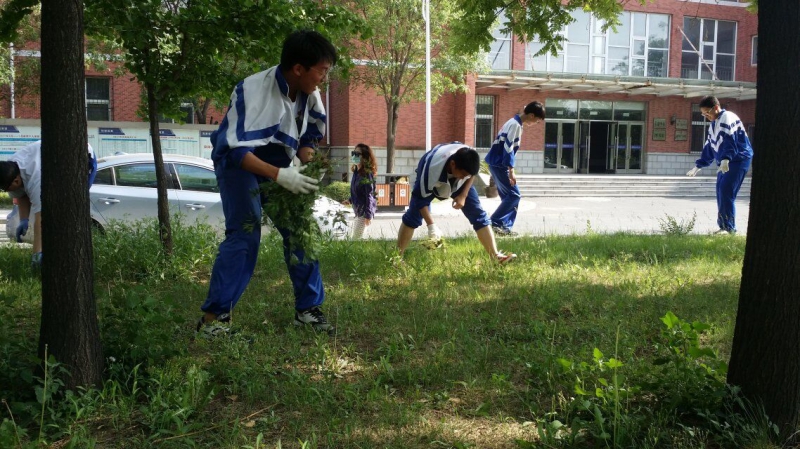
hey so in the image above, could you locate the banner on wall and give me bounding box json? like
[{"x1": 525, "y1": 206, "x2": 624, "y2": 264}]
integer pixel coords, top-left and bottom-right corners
[
  {"x1": 96, "y1": 127, "x2": 151, "y2": 157},
  {"x1": 159, "y1": 128, "x2": 202, "y2": 158},
  {"x1": 0, "y1": 125, "x2": 41, "y2": 160},
  {"x1": 200, "y1": 130, "x2": 213, "y2": 159}
]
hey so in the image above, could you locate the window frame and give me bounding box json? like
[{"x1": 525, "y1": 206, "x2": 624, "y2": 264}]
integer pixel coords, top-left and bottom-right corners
[
  {"x1": 681, "y1": 17, "x2": 737, "y2": 81},
  {"x1": 85, "y1": 77, "x2": 111, "y2": 121},
  {"x1": 474, "y1": 95, "x2": 496, "y2": 150},
  {"x1": 488, "y1": 16, "x2": 512, "y2": 70},
  {"x1": 751, "y1": 35, "x2": 757, "y2": 66},
  {"x1": 525, "y1": 11, "x2": 670, "y2": 77}
]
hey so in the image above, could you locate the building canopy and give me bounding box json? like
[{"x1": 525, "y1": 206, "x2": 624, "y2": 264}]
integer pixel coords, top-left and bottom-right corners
[{"x1": 476, "y1": 70, "x2": 757, "y2": 101}]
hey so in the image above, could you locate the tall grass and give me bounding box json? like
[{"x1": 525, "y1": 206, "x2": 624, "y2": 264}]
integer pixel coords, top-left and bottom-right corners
[{"x1": 0, "y1": 220, "x2": 781, "y2": 448}]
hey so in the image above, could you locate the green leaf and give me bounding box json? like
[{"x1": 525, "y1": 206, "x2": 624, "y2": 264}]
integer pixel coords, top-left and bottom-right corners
[{"x1": 661, "y1": 311, "x2": 679, "y2": 329}]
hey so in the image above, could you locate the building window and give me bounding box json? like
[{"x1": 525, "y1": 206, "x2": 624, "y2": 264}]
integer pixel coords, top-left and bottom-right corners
[
  {"x1": 474, "y1": 95, "x2": 495, "y2": 149},
  {"x1": 751, "y1": 36, "x2": 757, "y2": 65},
  {"x1": 86, "y1": 78, "x2": 111, "y2": 121},
  {"x1": 681, "y1": 18, "x2": 737, "y2": 81},
  {"x1": 488, "y1": 16, "x2": 511, "y2": 70},
  {"x1": 525, "y1": 11, "x2": 669, "y2": 77}
]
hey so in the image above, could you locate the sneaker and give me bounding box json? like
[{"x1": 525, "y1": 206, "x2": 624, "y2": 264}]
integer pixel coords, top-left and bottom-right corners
[
  {"x1": 496, "y1": 252, "x2": 517, "y2": 264},
  {"x1": 493, "y1": 226, "x2": 518, "y2": 237},
  {"x1": 195, "y1": 313, "x2": 232, "y2": 339},
  {"x1": 713, "y1": 228, "x2": 733, "y2": 235},
  {"x1": 294, "y1": 307, "x2": 336, "y2": 335}
]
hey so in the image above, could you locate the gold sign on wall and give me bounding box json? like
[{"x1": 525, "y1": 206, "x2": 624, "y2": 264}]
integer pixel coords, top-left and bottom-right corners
[
  {"x1": 675, "y1": 130, "x2": 688, "y2": 141},
  {"x1": 675, "y1": 119, "x2": 688, "y2": 130},
  {"x1": 653, "y1": 118, "x2": 667, "y2": 128},
  {"x1": 652, "y1": 129, "x2": 667, "y2": 141}
]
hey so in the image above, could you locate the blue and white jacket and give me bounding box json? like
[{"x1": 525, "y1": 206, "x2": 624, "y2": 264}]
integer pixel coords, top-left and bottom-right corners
[
  {"x1": 484, "y1": 115, "x2": 522, "y2": 168},
  {"x1": 414, "y1": 142, "x2": 471, "y2": 199},
  {"x1": 696, "y1": 109, "x2": 753, "y2": 168},
  {"x1": 210, "y1": 66, "x2": 327, "y2": 170}
]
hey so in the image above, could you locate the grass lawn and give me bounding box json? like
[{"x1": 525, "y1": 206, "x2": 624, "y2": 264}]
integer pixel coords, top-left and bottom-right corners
[{"x1": 1, "y1": 222, "x2": 777, "y2": 448}]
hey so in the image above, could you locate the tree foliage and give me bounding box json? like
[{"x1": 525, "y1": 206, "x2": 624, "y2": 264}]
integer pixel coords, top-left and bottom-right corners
[
  {"x1": 450, "y1": 0, "x2": 646, "y2": 57},
  {"x1": 344, "y1": 0, "x2": 485, "y2": 172}
]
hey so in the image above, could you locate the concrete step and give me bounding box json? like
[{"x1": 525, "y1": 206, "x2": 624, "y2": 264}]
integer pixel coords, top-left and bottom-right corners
[{"x1": 509, "y1": 175, "x2": 751, "y2": 197}]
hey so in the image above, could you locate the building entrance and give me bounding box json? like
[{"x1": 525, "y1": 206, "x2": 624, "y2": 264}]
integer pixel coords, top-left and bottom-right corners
[
  {"x1": 543, "y1": 99, "x2": 645, "y2": 174},
  {"x1": 544, "y1": 120, "x2": 644, "y2": 174}
]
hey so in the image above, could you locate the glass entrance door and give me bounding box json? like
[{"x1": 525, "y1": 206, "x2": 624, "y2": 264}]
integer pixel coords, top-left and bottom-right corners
[
  {"x1": 543, "y1": 122, "x2": 576, "y2": 173},
  {"x1": 613, "y1": 123, "x2": 644, "y2": 174}
]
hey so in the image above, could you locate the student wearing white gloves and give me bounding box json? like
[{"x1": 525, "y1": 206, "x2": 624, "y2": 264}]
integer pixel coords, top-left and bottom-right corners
[
  {"x1": 0, "y1": 140, "x2": 96, "y2": 268},
  {"x1": 197, "y1": 30, "x2": 337, "y2": 337},
  {"x1": 686, "y1": 95, "x2": 754, "y2": 234}
]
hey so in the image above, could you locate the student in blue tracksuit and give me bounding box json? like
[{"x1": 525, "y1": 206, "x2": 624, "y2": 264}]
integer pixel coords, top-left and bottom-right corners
[
  {"x1": 484, "y1": 101, "x2": 545, "y2": 236},
  {"x1": 397, "y1": 143, "x2": 516, "y2": 263},
  {"x1": 0, "y1": 140, "x2": 96, "y2": 269},
  {"x1": 686, "y1": 95, "x2": 753, "y2": 234},
  {"x1": 196, "y1": 30, "x2": 337, "y2": 337}
]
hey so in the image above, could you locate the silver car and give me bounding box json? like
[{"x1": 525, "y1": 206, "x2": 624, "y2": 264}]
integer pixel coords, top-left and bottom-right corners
[{"x1": 6, "y1": 153, "x2": 351, "y2": 241}]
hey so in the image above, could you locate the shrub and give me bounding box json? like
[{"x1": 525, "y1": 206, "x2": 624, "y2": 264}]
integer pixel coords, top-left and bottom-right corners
[{"x1": 321, "y1": 181, "x2": 350, "y2": 203}]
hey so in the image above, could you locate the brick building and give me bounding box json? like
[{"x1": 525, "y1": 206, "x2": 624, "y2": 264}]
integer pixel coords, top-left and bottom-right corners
[
  {"x1": 328, "y1": 0, "x2": 757, "y2": 178},
  {"x1": 1, "y1": 0, "x2": 757, "y2": 177}
]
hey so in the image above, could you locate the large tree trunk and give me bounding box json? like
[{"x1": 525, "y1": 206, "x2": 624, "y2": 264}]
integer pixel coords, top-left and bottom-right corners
[
  {"x1": 38, "y1": 0, "x2": 103, "y2": 389},
  {"x1": 146, "y1": 85, "x2": 174, "y2": 255},
  {"x1": 727, "y1": 1, "x2": 800, "y2": 440}
]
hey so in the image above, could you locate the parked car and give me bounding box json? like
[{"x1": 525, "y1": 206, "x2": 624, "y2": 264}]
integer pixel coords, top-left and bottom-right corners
[{"x1": 6, "y1": 154, "x2": 352, "y2": 241}]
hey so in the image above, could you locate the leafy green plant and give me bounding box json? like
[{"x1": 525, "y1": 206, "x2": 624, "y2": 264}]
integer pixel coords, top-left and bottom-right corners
[
  {"x1": 658, "y1": 213, "x2": 696, "y2": 236},
  {"x1": 260, "y1": 155, "x2": 333, "y2": 263}
]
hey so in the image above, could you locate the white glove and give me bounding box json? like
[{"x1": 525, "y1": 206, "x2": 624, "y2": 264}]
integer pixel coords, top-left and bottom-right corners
[
  {"x1": 427, "y1": 223, "x2": 442, "y2": 240},
  {"x1": 718, "y1": 159, "x2": 730, "y2": 174},
  {"x1": 276, "y1": 166, "x2": 319, "y2": 194},
  {"x1": 686, "y1": 167, "x2": 701, "y2": 177}
]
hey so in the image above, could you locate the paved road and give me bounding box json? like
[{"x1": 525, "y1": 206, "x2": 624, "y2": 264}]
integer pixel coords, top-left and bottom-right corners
[
  {"x1": 0, "y1": 195, "x2": 751, "y2": 244},
  {"x1": 360, "y1": 196, "x2": 750, "y2": 240}
]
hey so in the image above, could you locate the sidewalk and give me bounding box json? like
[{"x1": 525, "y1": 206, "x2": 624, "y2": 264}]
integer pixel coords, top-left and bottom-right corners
[{"x1": 362, "y1": 196, "x2": 749, "y2": 240}]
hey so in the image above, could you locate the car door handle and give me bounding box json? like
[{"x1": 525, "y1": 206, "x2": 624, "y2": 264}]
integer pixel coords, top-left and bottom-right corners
[
  {"x1": 98, "y1": 197, "x2": 120, "y2": 204},
  {"x1": 185, "y1": 203, "x2": 206, "y2": 210}
]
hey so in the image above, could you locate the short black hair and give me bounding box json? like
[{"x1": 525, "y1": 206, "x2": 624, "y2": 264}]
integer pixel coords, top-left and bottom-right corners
[
  {"x1": 524, "y1": 101, "x2": 546, "y2": 119},
  {"x1": 699, "y1": 96, "x2": 720, "y2": 109},
  {"x1": 279, "y1": 30, "x2": 338, "y2": 71},
  {"x1": 450, "y1": 147, "x2": 480, "y2": 176},
  {"x1": 0, "y1": 161, "x2": 19, "y2": 191}
]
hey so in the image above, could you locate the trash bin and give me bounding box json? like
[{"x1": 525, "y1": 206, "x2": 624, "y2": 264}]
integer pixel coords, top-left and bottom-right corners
[
  {"x1": 375, "y1": 184, "x2": 391, "y2": 206},
  {"x1": 393, "y1": 183, "x2": 410, "y2": 206}
]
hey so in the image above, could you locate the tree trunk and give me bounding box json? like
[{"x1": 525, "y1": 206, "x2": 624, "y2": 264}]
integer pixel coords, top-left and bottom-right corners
[
  {"x1": 727, "y1": 1, "x2": 800, "y2": 440},
  {"x1": 38, "y1": 0, "x2": 103, "y2": 389},
  {"x1": 385, "y1": 101, "x2": 397, "y2": 174},
  {"x1": 146, "y1": 85, "x2": 174, "y2": 255}
]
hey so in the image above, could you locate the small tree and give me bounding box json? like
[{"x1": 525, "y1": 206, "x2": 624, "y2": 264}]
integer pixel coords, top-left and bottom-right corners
[{"x1": 347, "y1": 0, "x2": 484, "y2": 173}]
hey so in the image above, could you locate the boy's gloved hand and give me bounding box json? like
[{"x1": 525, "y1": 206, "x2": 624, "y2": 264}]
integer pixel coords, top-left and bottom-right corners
[
  {"x1": 685, "y1": 167, "x2": 701, "y2": 177},
  {"x1": 31, "y1": 252, "x2": 42, "y2": 269},
  {"x1": 718, "y1": 159, "x2": 730, "y2": 173},
  {"x1": 427, "y1": 224, "x2": 442, "y2": 240},
  {"x1": 276, "y1": 166, "x2": 319, "y2": 194},
  {"x1": 16, "y1": 218, "x2": 29, "y2": 242}
]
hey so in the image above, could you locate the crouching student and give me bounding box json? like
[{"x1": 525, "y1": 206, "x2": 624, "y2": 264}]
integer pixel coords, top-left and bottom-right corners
[{"x1": 396, "y1": 142, "x2": 516, "y2": 263}]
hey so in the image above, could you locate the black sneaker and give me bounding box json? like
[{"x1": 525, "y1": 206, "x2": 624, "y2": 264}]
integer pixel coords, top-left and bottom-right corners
[
  {"x1": 294, "y1": 307, "x2": 336, "y2": 335},
  {"x1": 196, "y1": 312, "x2": 232, "y2": 339}
]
